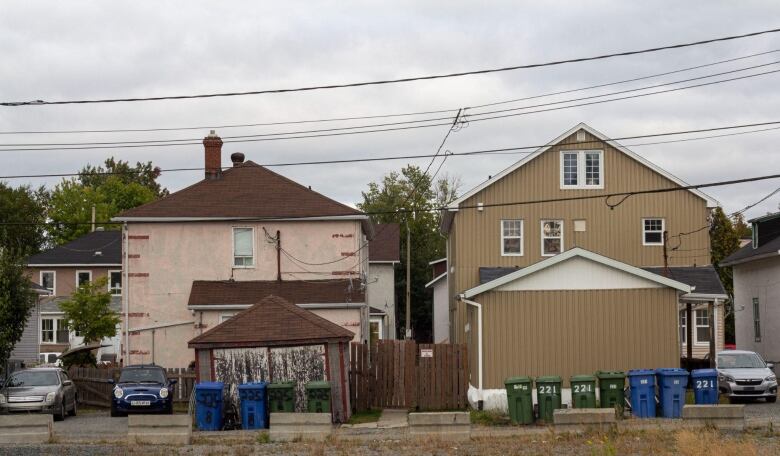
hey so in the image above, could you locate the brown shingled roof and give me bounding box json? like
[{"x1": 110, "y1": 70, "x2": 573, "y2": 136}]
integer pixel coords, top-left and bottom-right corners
[
  {"x1": 187, "y1": 279, "x2": 364, "y2": 307},
  {"x1": 115, "y1": 161, "x2": 364, "y2": 219},
  {"x1": 368, "y1": 223, "x2": 400, "y2": 262},
  {"x1": 188, "y1": 295, "x2": 355, "y2": 348}
]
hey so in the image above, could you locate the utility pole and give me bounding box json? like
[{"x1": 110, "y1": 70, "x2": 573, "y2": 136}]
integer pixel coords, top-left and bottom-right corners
[
  {"x1": 91, "y1": 205, "x2": 96, "y2": 232},
  {"x1": 405, "y1": 217, "x2": 411, "y2": 340}
]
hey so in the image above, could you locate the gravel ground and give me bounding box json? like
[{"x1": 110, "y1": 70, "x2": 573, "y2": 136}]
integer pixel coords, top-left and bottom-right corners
[
  {"x1": 52, "y1": 409, "x2": 127, "y2": 442},
  {"x1": 742, "y1": 398, "x2": 780, "y2": 420}
]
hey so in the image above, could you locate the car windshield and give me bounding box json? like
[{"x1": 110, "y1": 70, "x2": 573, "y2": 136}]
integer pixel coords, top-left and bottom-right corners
[
  {"x1": 718, "y1": 353, "x2": 766, "y2": 369},
  {"x1": 6, "y1": 371, "x2": 60, "y2": 387},
  {"x1": 119, "y1": 368, "x2": 166, "y2": 383}
]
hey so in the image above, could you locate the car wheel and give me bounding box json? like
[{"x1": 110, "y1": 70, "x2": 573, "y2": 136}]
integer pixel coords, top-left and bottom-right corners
[
  {"x1": 68, "y1": 398, "x2": 77, "y2": 416},
  {"x1": 54, "y1": 402, "x2": 65, "y2": 421},
  {"x1": 767, "y1": 396, "x2": 777, "y2": 403}
]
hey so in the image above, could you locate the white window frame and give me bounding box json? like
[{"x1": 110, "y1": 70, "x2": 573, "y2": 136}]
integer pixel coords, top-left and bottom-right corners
[
  {"x1": 559, "y1": 150, "x2": 604, "y2": 189},
  {"x1": 219, "y1": 313, "x2": 237, "y2": 324},
  {"x1": 232, "y1": 227, "x2": 255, "y2": 268},
  {"x1": 40, "y1": 315, "x2": 68, "y2": 344},
  {"x1": 108, "y1": 270, "x2": 122, "y2": 296},
  {"x1": 500, "y1": 219, "x2": 524, "y2": 257},
  {"x1": 40, "y1": 270, "x2": 56, "y2": 295},
  {"x1": 540, "y1": 220, "x2": 564, "y2": 257},
  {"x1": 369, "y1": 317, "x2": 384, "y2": 341},
  {"x1": 642, "y1": 218, "x2": 665, "y2": 246},
  {"x1": 679, "y1": 310, "x2": 687, "y2": 344},
  {"x1": 693, "y1": 308, "x2": 710, "y2": 346},
  {"x1": 75, "y1": 270, "x2": 92, "y2": 287}
]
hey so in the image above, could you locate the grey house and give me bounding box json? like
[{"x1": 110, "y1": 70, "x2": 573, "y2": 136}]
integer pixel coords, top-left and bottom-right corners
[
  {"x1": 7, "y1": 282, "x2": 51, "y2": 370},
  {"x1": 722, "y1": 211, "x2": 780, "y2": 363}
]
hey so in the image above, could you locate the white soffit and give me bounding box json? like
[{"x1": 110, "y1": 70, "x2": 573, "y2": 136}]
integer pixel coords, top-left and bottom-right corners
[{"x1": 447, "y1": 122, "x2": 719, "y2": 209}]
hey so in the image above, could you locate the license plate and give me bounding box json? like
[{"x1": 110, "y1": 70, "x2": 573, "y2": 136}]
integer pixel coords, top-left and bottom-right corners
[{"x1": 131, "y1": 400, "x2": 151, "y2": 406}]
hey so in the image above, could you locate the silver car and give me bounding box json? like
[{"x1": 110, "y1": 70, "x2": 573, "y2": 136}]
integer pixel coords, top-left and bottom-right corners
[
  {"x1": 0, "y1": 367, "x2": 78, "y2": 420},
  {"x1": 717, "y1": 350, "x2": 777, "y2": 403}
]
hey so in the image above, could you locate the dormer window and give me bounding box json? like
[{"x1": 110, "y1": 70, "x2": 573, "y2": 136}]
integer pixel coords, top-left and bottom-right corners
[{"x1": 560, "y1": 150, "x2": 603, "y2": 189}]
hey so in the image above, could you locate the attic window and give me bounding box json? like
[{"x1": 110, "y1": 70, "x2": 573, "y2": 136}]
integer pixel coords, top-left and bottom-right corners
[{"x1": 560, "y1": 150, "x2": 603, "y2": 189}]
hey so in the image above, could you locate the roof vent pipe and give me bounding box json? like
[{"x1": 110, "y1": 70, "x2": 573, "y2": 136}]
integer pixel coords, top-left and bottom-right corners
[{"x1": 230, "y1": 152, "x2": 245, "y2": 166}]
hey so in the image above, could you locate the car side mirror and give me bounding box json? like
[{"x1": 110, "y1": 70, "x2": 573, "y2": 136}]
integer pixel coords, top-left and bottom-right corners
[
  {"x1": 63, "y1": 380, "x2": 72, "y2": 386},
  {"x1": 107, "y1": 379, "x2": 115, "y2": 385},
  {"x1": 170, "y1": 379, "x2": 178, "y2": 385},
  {"x1": 768, "y1": 363, "x2": 775, "y2": 370}
]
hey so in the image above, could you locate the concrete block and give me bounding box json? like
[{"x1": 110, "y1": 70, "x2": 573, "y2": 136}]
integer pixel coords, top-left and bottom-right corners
[
  {"x1": 0, "y1": 414, "x2": 52, "y2": 444},
  {"x1": 127, "y1": 414, "x2": 192, "y2": 445},
  {"x1": 681, "y1": 405, "x2": 745, "y2": 431},
  {"x1": 270, "y1": 413, "x2": 333, "y2": 442},
  {"x1": 553, "y1": 409, "x2": 616, "y2": 425},
  {"x1": 408, "y1": 412, "x2": 470, "y2": 441}
]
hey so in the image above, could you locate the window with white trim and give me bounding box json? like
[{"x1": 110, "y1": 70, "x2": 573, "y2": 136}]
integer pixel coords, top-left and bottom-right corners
[
  {"x1": 109, "y1": 271, "x2": 122, "y2": 296},
  {"x1": 41, "y1": 317, "x2": 69, "y2": 344},
  {"x1": 501, "y1": 220, "x2": 523, "y2": 256},
  {"x1": 541, "y1": 220, "x2": 563, "y2": 256},
  {"x1": 233, "y1": 227, "x2": 254, "y2": 267},
  {"x1": 642, "y1": 218, "x2": 664, "y2": 245},
  {"x1": 753, "y1": 297, "x2": 761, "y2": 342},
  {"x1": 40, "y1": 271, "x2": 55, "y2": 294},
  {"x1": 679, "y1": 311, "x2": 687, "y2": 344},
  {"x1": 560, "y1": 150, "x2": 603, "y2": 189},
  {"x1": 695, "y1": 308, "x2": 710, "y2": 343},
  {"x1": 76, "y1": 270, "x2": 91, "y2": 287},
  {"x1": 220, "y1": 313, "x2": 237, "y2": 324}
]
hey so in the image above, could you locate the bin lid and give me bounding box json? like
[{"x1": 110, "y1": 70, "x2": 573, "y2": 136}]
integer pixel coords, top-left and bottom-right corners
[
  {"x1": 655, "y1": 368, "x2": 689, "y2": 377},
  {"x1": 195, "y1": 381, "x2": 224, "y2": 391},
  {"x1": 305, "y1": 381, "x2": 331, "y2": 390},
  {"x1": 595, "y1": 371, "x2": 625, "y2": 379},
  {"x1": 627, "y1": 369, "x2": 656, "y2": 377},
  {"x1": 238, "y1": 381, "x2": 268, "y2": 390},
  {"x1": 691, "y1": 368, "x2": 718, "y2": 378},
  {"x1": 535, "y1": 375, "x2": 562, "y2": 384},
  {"x1": 570, "y1": 374, "x2": 597, "y2": 382},
  {"x1": 504, "y1": 376, "x2": 532, "y2": 385},
  {"x1": 268, "y1": 381, "x2": 296, "y2": 389}
]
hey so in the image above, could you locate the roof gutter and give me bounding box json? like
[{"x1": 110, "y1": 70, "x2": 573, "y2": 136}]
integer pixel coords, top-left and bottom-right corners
[
  {"x1": 188, "y1": 302, "x2": 366, "y2": 311},
  {"x1": 26, "y1": 264, "x2": 122, "y2": 267},
  {"x1": 112, "y1": 215, "x2": 370, "y2": 223}
]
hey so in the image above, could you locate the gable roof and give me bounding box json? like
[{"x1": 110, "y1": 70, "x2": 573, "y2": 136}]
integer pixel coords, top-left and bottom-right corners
[
  {"x1": 447, "y1": 123, "x2": 719, "y2": 210},
  {"x1": 369, "y1": 223, "x2": 400, "y2": 262},
  {"x1": 114, "y1": 161, "x2": 366, "y2": 222},
  {"x1": 25, "y1": 230, "x2": 122, "y2": 266},
  {"x1": 188, "y1": 294, "x2": 355, "y2": 348},
  {"x1": 462, "y1": 247, "x2": 691, "y2": 298},
  {"x1": 187, "y1": 279, "x2": 364, "y2": 307},
  {"x1": 721, "y1": 235, "x2": 780, "y2": 267},
  {"x1": 643, "y1": 266, "x2": 726, "y2": 296}
]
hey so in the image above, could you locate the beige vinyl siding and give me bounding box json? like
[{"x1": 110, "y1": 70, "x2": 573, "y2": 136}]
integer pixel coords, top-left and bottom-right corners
[
  {"x1": 451, "y1": 129, "x2": 710, "y2": 297},
  {"x1": 478, "y1": 288, "x2": 679, "y2": 389}
]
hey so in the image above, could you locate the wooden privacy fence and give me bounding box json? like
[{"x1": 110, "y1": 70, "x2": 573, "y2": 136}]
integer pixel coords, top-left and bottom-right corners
[
  {"x1": 349, "y1": 340, "x2": 468, "y2": 412},
  {"x1": 68, "y1": 366, "x2": 196, "y2": 408}
]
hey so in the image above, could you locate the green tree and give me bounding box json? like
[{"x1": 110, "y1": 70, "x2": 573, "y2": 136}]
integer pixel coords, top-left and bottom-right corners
[
  {"x1": 79, "y1": 158, "x2": 168, "y2": 198},
  {"x1": 710, "y1": 207, "x2": 743, "y2": 344},
  {"x1": 358, "y1": 165, "x2": 460, "y2": 341},
  {"x1": 59, "y1": 277, "x2": 120, "y2": 367},
  {"x1": 0, "y1": 182, "x2": 49, "y2": 256},
  {"x1": 0, "y1": 250, "x2": 37, "y2": 368}
]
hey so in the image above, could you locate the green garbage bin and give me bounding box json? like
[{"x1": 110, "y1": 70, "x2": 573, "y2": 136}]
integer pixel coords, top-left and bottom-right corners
[
  {"x1": 305, "y1": 381, "x2": 331, "y2": 413},
  {"x1": 268, "y1": 381, "x2": 296, "y2": 412},
  {"x1": 536, "y1": 376, "x2": 562, "y2": 423},
  {"x1": 596, "y1": 371, "x2": 626, "y2": 410},
  {"x1": 570, "y1": 374, "x2": 597, "y2": 409},
  {"x1": 504, "y1": 376, "x2": 534, "y2": 425}
]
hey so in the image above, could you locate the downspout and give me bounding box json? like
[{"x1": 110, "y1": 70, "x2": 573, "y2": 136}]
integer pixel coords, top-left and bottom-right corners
[
  {"x1": 459, "y1": 295, "x2": 483, "y2": 403},
  {"x1": 123, "y1": 222, "x2": 129, "y2": 366}
]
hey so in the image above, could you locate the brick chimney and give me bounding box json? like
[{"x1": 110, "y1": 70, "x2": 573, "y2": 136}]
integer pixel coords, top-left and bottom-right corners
[{"x1": 203, "y1": 130, "x2": 223, "y2": 179}]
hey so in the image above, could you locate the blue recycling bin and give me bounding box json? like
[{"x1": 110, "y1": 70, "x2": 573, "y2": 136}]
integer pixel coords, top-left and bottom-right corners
[
  {"x1": 627, "y1": 369, "x2": 656, "y2": 418},
  {"x1": 691, "y1": 369, "x2": 719, "y2": 404},
  {"x1": 656, "y1": 368, "x2": 688, "y2": 418},
  {"x1": 238, "y1": 382, "x2": 268, "y2": 429},
  {"x1": 195, "y1": 382, "x2": 224, "y2": 431}
]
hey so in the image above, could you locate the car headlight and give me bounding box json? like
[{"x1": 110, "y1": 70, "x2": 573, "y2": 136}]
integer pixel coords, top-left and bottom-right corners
[
  {"x1": 719, "y1": 374, "x2": 735, "y2": 383},
  {"x1": 766, "y1": 375, "x2": 777, "y2": 382},
  {"x1": 113, "y1": 387, "x2": 124, "y2": 399},
  {"x1": 45, "y1": 392, "x2": 56, "y2": 403},
  {"x1": 159, "y1": 387, "x2": 169, "y2": 399}
]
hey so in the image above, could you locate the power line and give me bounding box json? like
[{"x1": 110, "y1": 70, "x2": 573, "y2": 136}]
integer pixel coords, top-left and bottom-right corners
[
  {"x1": 4, "y1": 27, "x2": 780, "y2": 107},
  {"x1": 4, "y1": 172, "x2": 780, "y2": 226},
  {"x1": 4, "y1": 60, "x2": 779, "y2": 149},
  {"x1": 3, "y1": 120, "x2": 780, "y2": 180},
  {"x1": 2, "y1": 49, "x2": 777, "y2": 135}
]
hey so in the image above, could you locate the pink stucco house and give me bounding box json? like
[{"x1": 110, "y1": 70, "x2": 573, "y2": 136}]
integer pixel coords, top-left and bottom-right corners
[{"x1": 113, "y1": 131, "x2": 374, "y2": 368}]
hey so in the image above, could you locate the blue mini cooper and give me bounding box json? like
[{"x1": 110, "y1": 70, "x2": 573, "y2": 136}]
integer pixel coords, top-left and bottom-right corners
[{"x1": 110, "y1": 364, "x2": 177, "y2": 417}]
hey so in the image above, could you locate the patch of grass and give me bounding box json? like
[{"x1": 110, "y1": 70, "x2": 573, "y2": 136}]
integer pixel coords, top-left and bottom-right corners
[
  {"x1": 470, "y1": 409, "x2": 510, "y2": 426},
  {"x1": 256, "y1": 431, "x2": 270, "y2": 444},
  {"x1": 347, "y1": 409, "x2": 382, "y2": 424},
  {"x1": 675, "y1": 429, "x2": 758, "y2": 456}
]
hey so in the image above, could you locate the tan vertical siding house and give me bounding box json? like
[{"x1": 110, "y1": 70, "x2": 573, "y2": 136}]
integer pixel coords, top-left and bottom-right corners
[{"x1": 439, "y1": 123, "x2": 727, "y2": 409}]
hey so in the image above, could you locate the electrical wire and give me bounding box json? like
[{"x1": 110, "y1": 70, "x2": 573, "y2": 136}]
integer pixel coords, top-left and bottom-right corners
[
  {"x1": 2, "y1": 119, "x2": 780, "y2": 180},
  {"x1": 2, "y1": 49, "x2": 777, "y2": 135},
  {"x1": 4, "y1": 27, "x2": 780, "y2": 106}
]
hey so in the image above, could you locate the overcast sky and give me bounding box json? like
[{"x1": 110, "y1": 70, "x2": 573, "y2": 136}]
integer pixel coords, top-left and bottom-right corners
[{"x1": 2, "y1": 1, "x2": 780, "y2": 220}]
